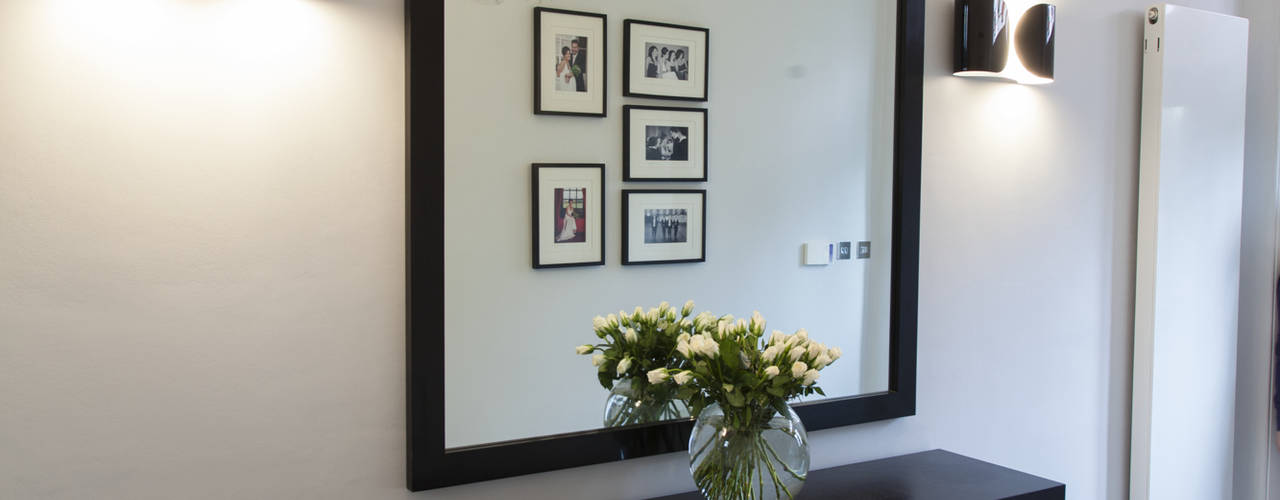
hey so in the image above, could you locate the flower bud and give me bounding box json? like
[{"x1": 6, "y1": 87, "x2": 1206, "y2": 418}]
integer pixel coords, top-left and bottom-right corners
[
  {"x1": 813, "y1": 353, "x2": 833, "y2": 370},
  {"x1": 606, "y1": 314, "x2": 619, "y2": 327},
  {"x1": 794, "y1": 329, "x2": 808, "y2": 342},
  {"x1": 769, "y1": 330, "x2": 786, "y2": 345},
  {"x1": 616, "y1": 357, "x2": 632, "y2": 376},
  {"x1": 658, "y1": 301, "x2": 670, "y2": 312},
  {"x1": 591, "y1": 353, "x2": 605, "y2": 366},
  {"x1": 624, "y1": 328, "x2": 638, "y2": 343},
  {"x1": 593, "y1": 316, "x2": 608, "y2": 330},
  {"x1": 802, "y1": 369, "x2": 820, "y2": 386},
  {"x1": 647, "y1": 368, "x2": 670, "y2": 384},
  {"x1": 682, "y1": 300, "x2": 695, "y2": 316},
  {"x1": 791, "y1": 361, "x2": 808, "y2": 378},
  {"x1": 828, "y1": 347, "x2": 842, "y2": 361},
  {"x1": 764, "y1": 366, "x2": 780, "y2": 378},
  {"x1": 674, "y1": 370, "x2": 694, "y2": 385},
  {"x1": 575, "y1": 345, "x2": 593, "y2": 355},
  {"x1": 788, "y1": 346, "x2": 806, "y2": 362}
]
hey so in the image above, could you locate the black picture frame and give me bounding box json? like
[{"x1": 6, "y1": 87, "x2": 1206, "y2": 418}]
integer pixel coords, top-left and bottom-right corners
[
  {"x1": 623, "y1": 19, "x2": 710, "y2": 101},
  {"x1": 621, "y1": 189, "x2": 706, "y2": 265},
  {"x1": 408, "y1": 0, "x2": 924, "y2": 491},
  {"x1": 623, "y1": 105, "x2": 708, "y2": 182},
  {"x1": 534, "y1": 7, "x2": 607, "y2": 117},
  {"x1": 531, "y1": 164, "x2": 606, "y2": 269}
]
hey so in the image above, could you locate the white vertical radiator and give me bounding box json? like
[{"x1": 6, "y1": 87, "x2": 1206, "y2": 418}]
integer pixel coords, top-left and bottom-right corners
[{"x1": 1131, "y1": 4, "x2": 1249, "y2": 500}]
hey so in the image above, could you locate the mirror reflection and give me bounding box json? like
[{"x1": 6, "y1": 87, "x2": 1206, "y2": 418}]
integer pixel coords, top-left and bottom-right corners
[{"x1": 443, "y1": 0, "x2": 898, "y2": 449}]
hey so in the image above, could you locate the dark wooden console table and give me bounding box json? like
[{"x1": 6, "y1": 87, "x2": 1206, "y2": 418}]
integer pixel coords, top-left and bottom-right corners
[{"x1": 650, "y1": 449, "x2": 1064, "y2": 500}]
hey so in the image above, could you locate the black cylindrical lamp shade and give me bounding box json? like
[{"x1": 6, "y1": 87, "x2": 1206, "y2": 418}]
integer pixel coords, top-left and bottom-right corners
[
  {"x1": 954, "y1": 0, "x2": 1010, "y2": 75},
  {"x1": 1015, "y1": 4, "x2": 1056, "y2": 80}
]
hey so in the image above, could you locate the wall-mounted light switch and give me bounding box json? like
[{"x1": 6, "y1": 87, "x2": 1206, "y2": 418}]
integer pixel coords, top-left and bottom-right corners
[
  {"x1": 856, "y1": 241, "x2": 871, "y2": 259},
  {"x1": 837, "y1": 241, "x2": 852, "y2": 260},
  {"x1": 803, "y1": 241, "x2": 832, "y2": 266}
]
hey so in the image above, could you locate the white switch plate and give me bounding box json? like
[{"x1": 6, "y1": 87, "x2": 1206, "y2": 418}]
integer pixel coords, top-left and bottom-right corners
[{"x1": 803, "y1": 241, "x2": 832, "y2": 266}]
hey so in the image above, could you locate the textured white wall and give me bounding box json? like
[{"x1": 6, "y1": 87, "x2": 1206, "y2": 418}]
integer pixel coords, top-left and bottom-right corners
[{"x1": 2, "y1": 0, "x2": 1276, "y2": 499}]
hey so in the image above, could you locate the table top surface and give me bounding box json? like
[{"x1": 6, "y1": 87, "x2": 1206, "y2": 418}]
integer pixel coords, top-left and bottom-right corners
[{"x1": 649, "y1": 449, "x2": 1065, "y2": 500}]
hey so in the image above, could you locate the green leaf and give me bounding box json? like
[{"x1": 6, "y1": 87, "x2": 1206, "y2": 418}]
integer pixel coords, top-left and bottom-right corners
[{"x1": 766, "y1": 386, "x2": 785, "y2": 397}]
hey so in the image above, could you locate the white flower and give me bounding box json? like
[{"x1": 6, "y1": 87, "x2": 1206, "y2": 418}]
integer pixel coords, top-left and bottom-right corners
[
  {"x1": 575, "y1": 344, "x2": 593, "y2": 355},
  {"x1": 633, "y1": 306, "x2": 645, "y2": 320},
  {"x1": 764, "y1": 366, "x2": 780, "y2": 378},
  {"x1": 680, "y1": 318, "x2": 693, "y2": 328},
  {"x1": 735, "y1": 319, "x2": 748, "y2": 332},
  {"x1": 659, "y1": 301, "x2": 670, "y2": 312},
  {"x1": 593, "y1": 316, "x2": 608, "y2": 330},
  {"x1": 769, "y1": 330, "x2": 786, "y2": 345},
  {"x1": 674, "y1": 370, "x2": 694, "y2": 385},
  {"x1": 807, "y1": 342, "x2": 824, "y2": 359},
  {"x1": 682, "y1": 300, "x2": 695, "y2": 316},
  {"x1": 722, "y1": 384, "x2": 735, "y2": 393},
  {"x1": 689, "y1": 335, "x2": 719, "y2": 357},
  {"x1": 591, "y1": 353, "x2": 605, "y2": 366},
  {"x1": 616, "y1": 357, "x2": 632, "y2": 375},
  {"x1": 647, "y1": 368, "x2": 670, "y2": 384},
  {"x1": 751, "y1": 311, "x2": 765, "y2": 330},
  {"x1": 624, "y1": 328, "x2": 638, "y2": 343},
  {"x1": 791, "y1": 361, "x2": 808, "y2": 378},
  {"x1": 716, "y1": 321, "x2": 728, "y2": 338},
  {"x1": 795, "y1": 329, "x2": 809, "y2": 342},
  {"x1": 676, "y1": 340, "x2": 692, "y2": 358},
  {"x1": 802, "y1": 369, "x2": 820, "y2": 386},
  {"x1": 762, "y1": 344, "x2": 781, "y2": 361},
  {"x1": 677, "y1": 332, "x2": 691, "y2": 343},
  {"x1": 828, "y1": 347, "x2": 843, "y2": 361},
  {"x1": 813, "y1": 353, "x2": 833, "y2": 370},
  {"x1": 607, "y1": 314, "x2": 619, "y2": 327},
  {"x1": 788, "y1": 346, "x2": 806, "y2": 362}
]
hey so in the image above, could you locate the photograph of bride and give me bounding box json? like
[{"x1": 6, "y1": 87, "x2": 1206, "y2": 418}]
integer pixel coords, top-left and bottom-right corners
[
  {"x1": 555, "y1": 187, "x2": 587, "y2": 244},
  {"x1": 553, "y1": 34, "x2": 589, "y2": 93},
  {"x1": 643, "y1": 43, "x2": 689, "y2": 81}
]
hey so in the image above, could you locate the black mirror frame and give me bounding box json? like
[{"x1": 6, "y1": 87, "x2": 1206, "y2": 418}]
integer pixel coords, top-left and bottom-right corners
[{"x1": 406, "y1": 0, "x2": 923, "y2": 491}]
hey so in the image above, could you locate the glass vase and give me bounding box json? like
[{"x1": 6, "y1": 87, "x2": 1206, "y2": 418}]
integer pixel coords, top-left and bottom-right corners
[
  {"x1": 687, "y1": 402, "x2": 809, "y2": 500},
  {"x1": 603, "y1": 378, "x2": 691, "y2": 427}
]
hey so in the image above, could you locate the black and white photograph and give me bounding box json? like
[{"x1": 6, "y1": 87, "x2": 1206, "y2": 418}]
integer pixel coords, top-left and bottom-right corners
[
  {"x1": 535, "y1": 8, "x2": 606, "y2": 116},
  {"x1": 624, "y1": 105, "x2": 707, "y2": 181},
  {"x1": 622, "y1": 190, "x2": 706, "y2": 265},
  {"x1": 532, "y1": 164, "x2": 604, "y2": 268},
  {"x1": 643, "y1": 209, "x2": 687, "y2": 243},
  {"x1": 643, "y1": 42, "x2": 690, "y2": 81},
  {"x1": 624, "y1": 20, "x2": 708, "y2": 101},
  {"x1": 645, "y1": 126, "x2": 689, "y2": 161}
]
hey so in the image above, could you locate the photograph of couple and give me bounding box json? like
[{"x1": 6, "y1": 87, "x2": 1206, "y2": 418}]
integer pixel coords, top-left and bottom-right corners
[
  {"x1": 643, "y1": 209, "x2": 688, "y2": 244},
  {"x1": 643, "y1": 42, "x2": 689, "y2": 81},
  {"x1": 554, "y1": 187, "x2": 587, "y2": 243},
  {"x1": 554, "y1": 34, "x2": 589, "y2": 92},
  {"x1": 645, "y1": 126, "x2": 689, "y2": 161}
]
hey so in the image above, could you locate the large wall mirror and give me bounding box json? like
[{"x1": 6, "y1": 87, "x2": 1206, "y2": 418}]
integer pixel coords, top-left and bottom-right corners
[{"x1": 408, "y1": 0, "x2": 923, "y2": 490}]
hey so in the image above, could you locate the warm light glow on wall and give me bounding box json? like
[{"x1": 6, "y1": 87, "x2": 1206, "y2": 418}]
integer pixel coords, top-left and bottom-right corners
[
  {"x1": 40, "y1": 0, "x2": 333, "y2": 94},
  {"x1": 954, "y1": 0, "x2": 1055, "y2": 85}
]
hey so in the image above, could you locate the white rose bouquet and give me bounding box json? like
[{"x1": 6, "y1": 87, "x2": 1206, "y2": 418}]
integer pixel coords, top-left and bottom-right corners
[
  {"x1": 648, "y1": 310, "x2": 840, "y2": 500},
  {"x1": 576, "y1": 300, "x2": 698, "y2": 426}
]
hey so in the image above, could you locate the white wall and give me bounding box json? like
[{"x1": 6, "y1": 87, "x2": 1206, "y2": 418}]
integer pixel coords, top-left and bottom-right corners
[
  {"x1": 442, "y1": 0, "x2": 896, "y2": 448},
  {"x1": 2, "y1": 0, "x2": 1276, "y2": 499}
]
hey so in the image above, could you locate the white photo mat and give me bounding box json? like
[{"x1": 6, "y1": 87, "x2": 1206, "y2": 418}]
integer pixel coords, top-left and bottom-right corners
[
  {"x1": 625, "y1": 106, "x2": 706, "y2": 181},
  {"x1": 625, "y1": 21, "x2": 707, "y2": 100},
  {"x1": 534, "y1": 165, "x2": 603, "y2": 267},
  {"x1": 537, "y1": 10, "x2": 605, "y2": 115},
  {"x1": 623, "y1": 190, "x2": 705, "y2": 264}
]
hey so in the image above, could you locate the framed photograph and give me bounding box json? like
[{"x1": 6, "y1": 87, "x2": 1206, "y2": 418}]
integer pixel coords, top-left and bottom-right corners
[
  {"x1": 534, "y1": 8, "x2": 607, "y2": 117},
  {"x1": 622, "y1": 189, "x2": 706, "y2": 265},
  {"x1": 532, "y1": 164, "x2": 604, "y2": 268},
  {"x1": 623, "y1": 20, "x2": 709, "y2": 101},
  {"x1": 623, "y1": 105, "x2": 707, "y2": 182}
]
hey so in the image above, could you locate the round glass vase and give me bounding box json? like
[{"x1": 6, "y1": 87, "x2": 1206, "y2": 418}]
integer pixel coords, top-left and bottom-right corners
[
  {"x1": 687, "y1": 402, "x2": 810, "y2": 500},
  {"x1": 603, "y1": 378, "x2": 691, "y2": 427}
]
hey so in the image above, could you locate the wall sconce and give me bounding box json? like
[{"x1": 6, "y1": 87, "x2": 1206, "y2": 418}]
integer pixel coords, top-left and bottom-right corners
[{"x1": 954, "y1": 0, "x2": 1055, "y2": 84}]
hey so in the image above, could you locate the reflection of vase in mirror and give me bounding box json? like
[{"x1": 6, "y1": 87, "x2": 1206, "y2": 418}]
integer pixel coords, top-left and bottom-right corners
[
  {"x1": 688, "y1": 402, "x2": 809, "y2": 500},
  {"x1": 602, "y1": 378, "x2": 691, "y2": 427}
]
